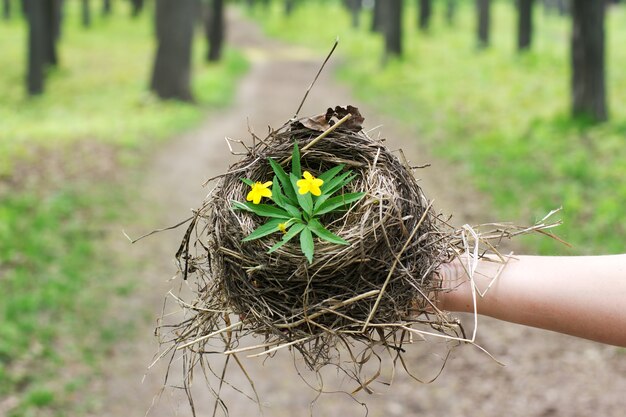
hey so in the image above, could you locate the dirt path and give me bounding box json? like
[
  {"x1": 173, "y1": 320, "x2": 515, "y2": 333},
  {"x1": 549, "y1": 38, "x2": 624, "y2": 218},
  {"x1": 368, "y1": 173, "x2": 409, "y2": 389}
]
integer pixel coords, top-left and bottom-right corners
[{"x1": 94, "y1": 12, "x2": 626, "y2": 417}]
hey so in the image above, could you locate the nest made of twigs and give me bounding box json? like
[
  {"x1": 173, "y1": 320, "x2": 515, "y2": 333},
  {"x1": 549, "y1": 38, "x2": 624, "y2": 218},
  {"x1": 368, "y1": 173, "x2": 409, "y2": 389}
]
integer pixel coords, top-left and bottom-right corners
[
  {"x1": 160, "y1": 106, "x2": 561, "y2": 410},
  {"x1": 171, "y1": 106, "x2": 458, "y2": 371}
]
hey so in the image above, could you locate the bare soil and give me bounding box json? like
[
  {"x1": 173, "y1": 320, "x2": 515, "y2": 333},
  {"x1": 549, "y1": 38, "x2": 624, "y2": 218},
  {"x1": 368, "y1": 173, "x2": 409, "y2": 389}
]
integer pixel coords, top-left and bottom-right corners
[
  {"x1": 92, "y1": 11, "x2": 626, "y2": 417},
  {"x1": 0, "y1": 140, "x2": 120, "y2": 198}
]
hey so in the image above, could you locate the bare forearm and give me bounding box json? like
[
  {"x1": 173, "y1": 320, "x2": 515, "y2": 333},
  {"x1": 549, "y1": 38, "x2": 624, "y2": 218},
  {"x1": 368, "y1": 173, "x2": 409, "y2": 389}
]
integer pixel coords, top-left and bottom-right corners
[{"x1": 438, "y1": 254, "x2": 626, "y2": 347}]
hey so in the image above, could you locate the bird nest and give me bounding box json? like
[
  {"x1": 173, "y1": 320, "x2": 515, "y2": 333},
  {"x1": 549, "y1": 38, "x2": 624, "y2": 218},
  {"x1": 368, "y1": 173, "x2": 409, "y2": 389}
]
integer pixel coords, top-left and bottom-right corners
[{"x1": 156, "y1": 105, "x2": 561, "y2": 412}]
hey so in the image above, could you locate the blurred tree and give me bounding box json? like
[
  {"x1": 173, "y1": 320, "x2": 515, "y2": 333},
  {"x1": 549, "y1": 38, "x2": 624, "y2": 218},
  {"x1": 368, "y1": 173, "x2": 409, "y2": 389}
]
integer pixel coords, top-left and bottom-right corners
[
  {"x1": 25, "y1": 0, "x2": 44, "y2": 95},
  {"x1": 476, "y1": 0, "x2": 490, "y2": 48},
  {"x1": 544, "y1": 0, "x2": 570, "y2": 15},
  {"x1": 371, "y1": 0, "x2": 382, "y2": 32},
  {"x1": 42, "y1": 0, "x2": 61, "y2": 66},
  {"x1": 81, "y1": 0, "x2": 91, "y2": 27},
  {"x1": 418, "y1": 0, "x2": 431, "y2": 31},
  {"x1": 285, "y1": 0, "x2": 294, "y2": 16},
  {"x1": 150, "y1": 0, "x2": 195, "y2": 101},
  {"x1": 102, "y1": 0, "x2": 111, "y2": 16},
  {"x1": 345, "y1": 0, "x2": 362, "y2": 28},
  {"x1": 571, "y1": 0, "x2": 607, "y2": 121},
  {"x1": 23, "y1": 0, "x2": 61, "y2": 93},
  {"x1": 445, "y1": 0, "x2": 456, "y2": 25},
  {"x1": 52, "y1": 0, "x2": 62, "y2": 40},
  {"x1": 246, "y1": 0, "x2": 270, "y2": 10},
  {"x1": 3, "y1": 0, "x2": 10, "y2": 19},
  {"x1": 381, "y1": 0, "x2": 402, "y2": 59},
  {"x1": 518, "y1": 0, "x2": 533, "y2": 51},
  {"x1": 130, "y1": 0, "x2": 143, "y2": 17},
  {"x1": 246, "y1": 0, "x2": 271, "y2": 10},
  {"x1": 206, "y1": 0, "x2": 224, "y2": 61}
]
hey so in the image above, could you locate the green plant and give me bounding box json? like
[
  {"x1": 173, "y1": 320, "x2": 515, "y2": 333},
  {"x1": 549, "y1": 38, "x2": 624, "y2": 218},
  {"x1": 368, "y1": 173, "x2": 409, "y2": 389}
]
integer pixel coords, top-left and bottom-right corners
[
  {"x1": 26, "y1": 388, "x2": 55, "y2": 408},
  {"x1": 232, "y1": 143, "x2": 364, "y2": 263}
]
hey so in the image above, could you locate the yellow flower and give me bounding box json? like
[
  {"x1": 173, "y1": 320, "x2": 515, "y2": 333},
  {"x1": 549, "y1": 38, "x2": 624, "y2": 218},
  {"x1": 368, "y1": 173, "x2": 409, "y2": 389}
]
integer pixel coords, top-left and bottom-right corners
[
  {"x1": 296, "y1": 171, "x2": 324, "y2": 196},
  {"x1": 278, "y1": 223, "x2": 288, "y2": 234},
  {"x1": 246, "y1": 181, "x2": 272, "y2": 204}
]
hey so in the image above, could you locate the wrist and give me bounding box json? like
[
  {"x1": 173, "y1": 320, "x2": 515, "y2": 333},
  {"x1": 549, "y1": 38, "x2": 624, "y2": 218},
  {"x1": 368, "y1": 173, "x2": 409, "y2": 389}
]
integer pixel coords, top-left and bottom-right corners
[
  {"x1": 436, "y1": 258, "x2": 469, "y2": 312},
  {"x1": 436, "y1": 256, "x2": 503, "y2": 313}
]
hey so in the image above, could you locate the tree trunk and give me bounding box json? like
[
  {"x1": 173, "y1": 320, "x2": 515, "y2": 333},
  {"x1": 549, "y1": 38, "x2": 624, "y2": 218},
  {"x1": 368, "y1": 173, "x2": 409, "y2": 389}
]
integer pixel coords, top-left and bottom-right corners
[
  {"x1": 150, "y1": 0, "x2": 195, "y2": 101},
  {"x1": 81, "y1": 0, "x2": 91, "y2": 27},
  {"x1": 102, "y1": 0, "x2": 111, "y2": 16},
  {"x1": 476, "y1": 0, "x2": 490, "y2": 48},
  {"x1": 381, "y1": 0, "x2": 403, "y2": 60},
  {"x1": 445, "y1": 0, "x2": 456, "y2": 25},
  {"x1": 131, "y1": 0, "x2": 143, "y2": 17},
  {"x1": 371, "y1": 0, "x2": 383, "y2": 32},
  {"x1": 347, "y1": 0, "x2": 361, "y2": 28},
  {"x1": 25, "y1": 0, "x2": 44, "y2": 95},
  {"x1": 544, "y1": 0, "x2": 570, "y2": 16},
  {"x1": 418, "y1": 0, "x2": 431, "y2": 31},
  {"x1": 52, "y1": 0, "x2": 62, "y2": 40},
  {"x1": 3, "y1": 0, "x2": 10, "y2": 19},
  {"x1": 571, "y1": 0, "x2": 607, "y2": 121},
  {"x1": 42, "y1": 0, "x2": 59, "y2": 66},
  {"x1": 518, "y1": 0, "x2": 533, "y2": 51},
  {"x1": 284, "y1": 0, "x2": 294, "y2": 16},
  {"x1": 206, "y1": 0, "x2": 224, "y2": 62}
]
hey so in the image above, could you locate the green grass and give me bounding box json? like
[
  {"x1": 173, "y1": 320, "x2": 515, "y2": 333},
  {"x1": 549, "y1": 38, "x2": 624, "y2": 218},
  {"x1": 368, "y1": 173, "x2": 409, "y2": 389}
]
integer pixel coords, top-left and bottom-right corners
[
  {"x1": 0, "y1": 188, "x2": 126, "y2": 417},
  {"x1": 252, "y1": 0, "x2": 626, "y2": 255},
  {"x1": 0, "y1": 2, "x2": 247, "y2": 416}
]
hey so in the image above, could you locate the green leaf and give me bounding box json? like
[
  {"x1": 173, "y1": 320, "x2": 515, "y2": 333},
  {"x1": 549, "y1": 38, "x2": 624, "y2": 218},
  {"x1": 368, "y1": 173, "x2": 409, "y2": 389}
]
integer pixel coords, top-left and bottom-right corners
[
  {"x1": 300, "y1": 226, "x2": 314, "y2": 263},
  {"x1": 241, "y1": 202, "x2": 291, "y2": 219},
  {"x1": 314, "y1": 192, "x2": 365, "y2": 216},
  {"x1": 242, "y1": 218, "x2": 284, "y2": 242},
  {"x1": 322, "y1": 171, "x2": 355, "y2": 196},
  {"x1": 314, "y1": 193, "x2": 331, "y2": 211},
  {"x1": 240, "y1": 177, "x2": 254, "y2": 187},
  {"x1": 268, "y1": 223, "x2": 305, "y2": 253},
  {"x1": 232, "y1": 200, "x2": 251, "y2": 211},
  {"x1": 290, "y1": 173, "x2": 313, "y2": 216},
  {"x1": 268, "y1": 158, "x2": 298, "y2": 203},
  {"x1": 272, "y1": 180, "x2": 302, "y2": 219},
  {"x1": 314, "y1": 172, "x2": 357, "y2": 210},
  {"x1": 308, "y1": 218, "x2": 349, "y2": 245},
  {"x1": 318, "y1": 164, "x2": 345, "y2": 184},
  {"x1": 284, "y1": 204, "x2": 303, "y2": 219},
  {"x1": 271, "y1": 176, "x2": 285, "y2": 206},
  {"x1": 291, "y1": 142, "x2": 301, "y2": 178}
]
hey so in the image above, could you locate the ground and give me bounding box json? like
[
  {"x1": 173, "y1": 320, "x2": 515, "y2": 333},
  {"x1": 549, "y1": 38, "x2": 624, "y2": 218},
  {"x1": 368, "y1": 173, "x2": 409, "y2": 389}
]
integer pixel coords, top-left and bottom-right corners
[{"x1": 92, "y1": 12, "x2": 626, "y2": 417}]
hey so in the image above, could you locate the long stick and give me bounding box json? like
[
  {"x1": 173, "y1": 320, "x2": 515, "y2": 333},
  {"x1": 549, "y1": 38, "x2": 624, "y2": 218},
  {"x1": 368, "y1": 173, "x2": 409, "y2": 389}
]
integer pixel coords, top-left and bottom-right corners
[
  {"x1": 303, "y1": 113, "x2": 352, "y2": 151},
  {"x1": 294, "y1": 37, "x2": 339, "y2": 118},
  {"x1": 281, "y1": 113, "x2": 352, "y2": 165}
]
